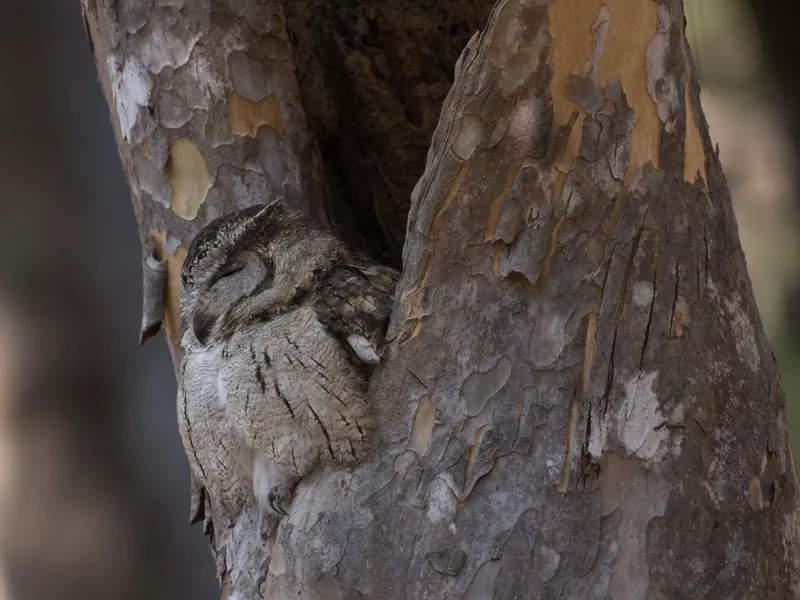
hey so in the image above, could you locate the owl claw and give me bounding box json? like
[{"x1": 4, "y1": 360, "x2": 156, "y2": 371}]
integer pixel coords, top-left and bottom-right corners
[{"x1": 267, "y1": 485, "x2": 293, "y2": 516}]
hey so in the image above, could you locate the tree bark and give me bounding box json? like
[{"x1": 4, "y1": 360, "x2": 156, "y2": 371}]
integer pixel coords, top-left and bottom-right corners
[{"x1": 84, "y1": 0, "x2": 800, "y2": 598}]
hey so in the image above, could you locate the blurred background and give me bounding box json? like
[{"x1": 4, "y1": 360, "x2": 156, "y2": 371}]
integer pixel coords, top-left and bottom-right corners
[
  {"x1": 0, "y1": 1, "x2": 217, "y2": 598},
  {"x1": 0, "y1": 1, "x2": 796, "y2": 598}
]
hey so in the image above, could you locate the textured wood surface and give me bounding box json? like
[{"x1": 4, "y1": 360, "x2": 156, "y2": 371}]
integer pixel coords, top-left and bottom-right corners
[{"x1": 83, "y1": 0, "x2": 800, "y2": 597}]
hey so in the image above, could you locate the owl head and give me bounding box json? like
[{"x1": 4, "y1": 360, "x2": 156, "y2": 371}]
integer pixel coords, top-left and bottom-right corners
[{"x1": 180, "y1": 203, "x2": 345, "y2": 347}]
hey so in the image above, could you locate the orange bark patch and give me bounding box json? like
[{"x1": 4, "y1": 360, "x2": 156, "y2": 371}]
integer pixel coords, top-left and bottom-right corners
[
  {"x1": 491, "y1": 243, "x2": 504, "y2": 279},
  {"x1": 554, "y1": 111, "x2": 585, "y2": 203},
  {"x1": 168, "y1": 138, "x2": 212, "y2": 221},
  {"x1": 556, "y1": 391, "x2": 580, "y2": 493},
  {"x1": 140, "y1": 139, "x2": 152, "y2": 161},
  {"x1": 466, "y1": 425, "x2": 487, "y2": 476},
  {"x1": 408, "y1": 396, "x2": 437, "y2": 456},
  {"x1": 548, "y1": 0, "x2": 602, "y2": 128},
  {"x1": 555, "y1": 111, "x2": 585, "y2": 175},
  {"x1": 540, "y1": 201, "x2": 570, "y2": 283},
  {"x1": 430, "y1": 161, "x2": 469, "y2": 238},
  {"x1": 596, "y1": 0, "x2": 660, "y2": 183},
  {"x1": 228, "y1": 91, "x2": 284, "y2": 138},
  {"x1": 684, "y1": 84, "x2": 707, "y2": 183},
  {"x1": 484, "y1": 157, "x2": 529, "y2": 242},
  {"x1": 150, "y1": 229, "x2": 188, "y2": 345},
  {"x1": 548, "y1": 0, "x2": 660, "y2": 185}
]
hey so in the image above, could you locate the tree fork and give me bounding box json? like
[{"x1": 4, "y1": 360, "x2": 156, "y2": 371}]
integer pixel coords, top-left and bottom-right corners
[{"x1": 83, "y1": 0, "x2": 800, "y2": 598}]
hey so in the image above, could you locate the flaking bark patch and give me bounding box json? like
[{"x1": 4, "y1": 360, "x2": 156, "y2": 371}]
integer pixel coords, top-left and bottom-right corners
[
  {"x1": 227, "y1": 91, "x2": 283, "y2": 138},
  {"x1": 600, "y1": 453, "x2": 670, "y2": 600},
  {"x1": 408, "y1": 396, "x2": 437, "y2": 457},
  {"x1": 168, "y1": 138, "x2": 212, "y2": 220},
  {"x1": 149, "y1": 229, "x2": 186, "y2": 347}
]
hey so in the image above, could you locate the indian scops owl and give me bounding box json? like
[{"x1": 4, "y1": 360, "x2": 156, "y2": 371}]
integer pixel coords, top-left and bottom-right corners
[{"x1": 177, "y1": 203, "x2": 398, "y2": 516}]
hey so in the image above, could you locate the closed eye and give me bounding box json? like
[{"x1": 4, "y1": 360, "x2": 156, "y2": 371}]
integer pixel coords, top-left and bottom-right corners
[{"x1": 212, "y1": 262, "x2": 245, "y2": 283}]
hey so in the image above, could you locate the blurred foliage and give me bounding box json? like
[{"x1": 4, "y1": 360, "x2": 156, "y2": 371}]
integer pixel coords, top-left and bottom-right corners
[
  {"x1": 773, "y1": 334, "x2": 800, "y2": 458},
  {"x1": 686, "y1": 0, "x2": 764, "y2": 94},
  {"x1": 687, "y1": 0, "x2": 800, "y2": 455}
]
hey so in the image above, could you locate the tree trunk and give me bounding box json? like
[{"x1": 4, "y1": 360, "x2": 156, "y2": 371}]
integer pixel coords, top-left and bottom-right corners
[{"x1": 83, "y1": 0, "x2": 800, "y2": 598}]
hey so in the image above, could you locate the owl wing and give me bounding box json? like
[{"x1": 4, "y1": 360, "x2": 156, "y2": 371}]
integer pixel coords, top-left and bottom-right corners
[
  {"x1": 218, "y1": 258, "x2": 396, "y2": 482},
  {"x1": 219, "y1": 304, "x2": 375, "y2": 481},
  {"x1": 312, "y1": 259, "x2": 399, "y2": 366},
  {"x1": 177, "y1": 343, "x2": 250, "y2": 517}
]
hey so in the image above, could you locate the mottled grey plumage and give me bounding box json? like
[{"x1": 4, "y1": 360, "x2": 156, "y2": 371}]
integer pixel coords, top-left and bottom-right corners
[{"x1": 177, "y1": 203, "x2": 398, "y2": 516}]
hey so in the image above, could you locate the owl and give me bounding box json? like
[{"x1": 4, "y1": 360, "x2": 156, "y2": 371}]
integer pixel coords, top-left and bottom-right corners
[{"x1": 177, "y1": 203, "x2": 398, "y2": 517}]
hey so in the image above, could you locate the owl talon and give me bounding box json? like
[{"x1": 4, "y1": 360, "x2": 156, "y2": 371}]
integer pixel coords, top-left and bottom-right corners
[{"x1": 267, "y1": 485, "x2": 293, "y2": 516}]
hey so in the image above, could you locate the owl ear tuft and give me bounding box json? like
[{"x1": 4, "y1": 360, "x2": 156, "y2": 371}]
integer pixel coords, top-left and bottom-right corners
[
  {"x1": 233, "y1": 201, "x2": 285, "y2": 243},
  {"x1": 254, "y1": 201, "x2": 278, "y2": 219}
]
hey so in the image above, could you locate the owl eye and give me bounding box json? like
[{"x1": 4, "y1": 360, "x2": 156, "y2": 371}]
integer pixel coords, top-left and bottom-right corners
[{"x1": 212, "y1": 261, "x2": 245, "y2": 283}]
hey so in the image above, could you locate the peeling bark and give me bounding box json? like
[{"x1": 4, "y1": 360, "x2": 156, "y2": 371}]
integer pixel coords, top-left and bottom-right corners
[{"x1": 84, "y1": 0, "x2": 800, "y2": 598}]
